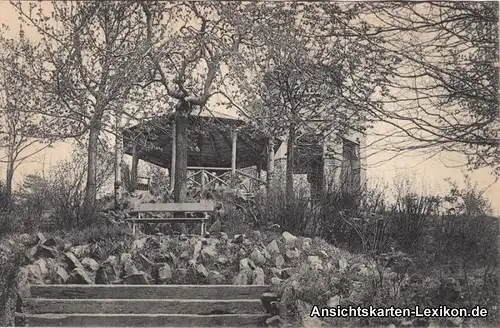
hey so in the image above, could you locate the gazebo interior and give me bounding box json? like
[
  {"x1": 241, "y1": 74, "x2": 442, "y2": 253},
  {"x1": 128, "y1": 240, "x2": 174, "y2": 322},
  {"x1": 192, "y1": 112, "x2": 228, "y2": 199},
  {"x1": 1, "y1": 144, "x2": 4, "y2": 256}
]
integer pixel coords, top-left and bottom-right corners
[{"x1": 123, "y1": 114, "x2": 282, "y2": 171}]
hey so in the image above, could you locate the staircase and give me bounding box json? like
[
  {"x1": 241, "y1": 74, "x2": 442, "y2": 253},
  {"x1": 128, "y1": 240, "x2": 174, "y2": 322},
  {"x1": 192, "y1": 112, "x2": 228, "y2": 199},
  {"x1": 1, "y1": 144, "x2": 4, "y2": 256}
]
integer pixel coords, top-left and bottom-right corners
[{"x1": 16, "y1": 284, "x2": 271, "y2": 327}]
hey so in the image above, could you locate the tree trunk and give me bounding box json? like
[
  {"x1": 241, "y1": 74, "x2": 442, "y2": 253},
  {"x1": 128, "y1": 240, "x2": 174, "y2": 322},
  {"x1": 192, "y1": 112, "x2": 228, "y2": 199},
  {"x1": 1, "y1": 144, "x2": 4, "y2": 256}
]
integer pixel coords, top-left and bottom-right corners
[
  {"x1": 174, "y1": 102, "x2": 189, "y2": 202},
  {"x1": 266, "y1": 137, "x2": 275, "y2": 195},
  {"x1": 82, "y1": 123, "x2": 100, "y2": 223},
  {"x1": 285, "y1": 124, "x2": 296, "y2": 204},
  {"x1": 4, "y1": 150, "x2": 14, "y2": 210},
  {"x1": 173, "y1": 102, "x2": 190, "y2": 235},
  {"x1": 114, "y1": 110, "x2": 123, "y2": 209}
]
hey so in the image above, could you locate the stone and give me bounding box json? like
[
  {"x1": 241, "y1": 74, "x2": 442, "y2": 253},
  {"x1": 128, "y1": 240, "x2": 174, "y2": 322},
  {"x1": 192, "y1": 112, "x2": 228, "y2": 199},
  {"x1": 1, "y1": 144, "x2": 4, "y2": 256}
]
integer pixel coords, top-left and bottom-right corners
[
  {"x1": 41, "y1": 237, "x2": 57, "y2": 248},
  {"x1": 249, "y1": 230, "x2": 262, "y2": 241},
  {"x1": 217, "y1": 255, "x2": 229, "y2": 264},
  {"x1": 271, "y1": 277, "x2": 283, "y2": 286},
  {"x1": 81, "y1": 257, "x2": 100, "y2": 271},
  {"x1": 36, "y1": 232, "x2": 46, "y2": 244},
  {"x1": 70, "y1": 244, "x2": 90, "y2": 258},
  {"x1": 201, "y1": 245, "x2": 218, "y2": 262},
  {"x1": 192, "y1": 240, "x2": 202, "y2": 262},
  {"x1": 266, "y1": 240, "x2": 280, "y2": 254},
  {"x1": 271, "y1": 267, "x2": 282, "y2": 277},
  {"x1": 275, "y1": 255, "x2": 285, "y2": 268},
  {"x1": 27, "y1": 264, "x2": 43, "y2": 283},
  {"x1": 103, "y1": 256, "x2": 119, "y2": 280},
  {"x1": 25, "y1": 246, "x2": 38, "y2": 262},
  {"x1": 168, "y1": 252, "x2": 179, "y2": 266},
  {"x1": 282, "y1": 232, "x2": 297, "y2": 244},
  {"x1": 296, "y1": 299, "x2": 326, "y2": 328},
  {"x1": 64, "y1": 252, "x2": 84, "y2": 271},
  {"x1": 179, "y1": 250, "x2": 190, "y2": 260},
  {"x1": 18, "y1": 267, "x2": 31, "y2": 298},
  {"x1": 177, "y1": 268, "x2": 188, "y2": 278},
  {"x1": 131, "y1": 237, "x2": 146, "y2": 251},
  {"x1": 158, "y1": 263, "x2": 172, "y2": 282},
  {"x1": 95, "y1": 266, "x2": 109, "y2": 284},
  {"x1": 208, "y1": 219, "x2": 222, "y2": 234},
  {"x1": 307, "y1": 256, "x2": 321, "y2": 266},
  {"x1": 19, "y1": 233, "x2": 32, "y2": 245},
  {"x1": 233, "y1": 269, "x2": 250, "y2": 285},
  {"x1": 262, "y1": 248, "x2": 272, "y2": 260},
  {"x1": 35, "y1": 245, "x2": 58, "y2": 258},
  {"x1": 285, "y1": 248, "x2": 300, "y2": 260},
  {"x1": 124, "y1": 271, "x2": 149, "y2": 284},
  {"x1": 338, "y1": 257, "x2": 348, "y2": 272},
  {"x1": 69, "y1": 268, "x2": 93, "y2": 284},
  {"x1": 327, "y1": 295, "x2": 340, "y2": 307},
  {"x1": 207, "y1": 270, "x2": 225, "y2": 284},
  {"x1": 252, "y1": 267, "x2": 265, "y2": 285},
  {"x1": 301, "y1": 238, "x2": 312, "y2": 251},
  {"x1": 232, "y1": 234, "x2": 246, "y2": 244},
  {"x1": 281, "y1": 268, "x2": 295, "y2": 279},
  {"x1": 196, "y1": 264, "x2": 208, "y2": 278},
  {"x1": 266, "y1": 315, "x2": 286, "y2": 327},
  {"x1": 120, "y1": 253, "x2": 138, "y2": 277},
  {"x1": 250, "y1": 249, "x2": 266, "y2": 265},
  {"x1": 239, "y1": 258, "x2": 255, "y2": 271},
  {"x1": 261, "y1": 293, "x2": 280, "y2": 315},
  {"x1": 54, "y1": 266, "x2": 70, "y2": 284},
  {"x1": 33, "y1": 259, "x2": 49, "y2": 279},
  {"x1": 446, "y1": 317, "x2": 463, "y2": 327}
]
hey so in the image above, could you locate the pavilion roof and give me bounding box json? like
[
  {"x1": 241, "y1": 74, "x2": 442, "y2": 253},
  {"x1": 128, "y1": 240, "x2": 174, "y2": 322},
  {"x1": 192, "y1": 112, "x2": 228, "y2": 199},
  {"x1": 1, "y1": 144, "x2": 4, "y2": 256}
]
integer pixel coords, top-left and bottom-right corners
[{"x1": 122, "y1": 114, "x2": 281, "y2": 169}]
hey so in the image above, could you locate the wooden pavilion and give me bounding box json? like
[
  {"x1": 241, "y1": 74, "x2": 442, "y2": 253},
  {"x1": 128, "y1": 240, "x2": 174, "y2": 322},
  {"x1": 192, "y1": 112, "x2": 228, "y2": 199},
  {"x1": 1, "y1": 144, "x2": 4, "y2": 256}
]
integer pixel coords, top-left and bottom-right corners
[{"x1": 122, "y1": 114, "x2": 282, "y2": 195}]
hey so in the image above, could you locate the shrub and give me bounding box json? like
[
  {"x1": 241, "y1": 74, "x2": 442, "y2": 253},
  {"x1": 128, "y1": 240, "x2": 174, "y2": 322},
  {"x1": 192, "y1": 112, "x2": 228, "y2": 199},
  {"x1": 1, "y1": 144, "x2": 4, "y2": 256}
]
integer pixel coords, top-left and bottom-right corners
[
  {"x1": 443, "y1": 173, "x2": 493, "y2": 216},
  {"x1": 14, "y1": 146, "x2": 113, "y2": 231}
]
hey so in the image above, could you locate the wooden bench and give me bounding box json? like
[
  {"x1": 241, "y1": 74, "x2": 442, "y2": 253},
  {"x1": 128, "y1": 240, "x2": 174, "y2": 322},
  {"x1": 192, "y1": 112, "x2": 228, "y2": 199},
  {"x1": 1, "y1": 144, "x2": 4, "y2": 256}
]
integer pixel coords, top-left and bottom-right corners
[{"x1": 127, "y1": 202, "x2": 214, "y2": 235}]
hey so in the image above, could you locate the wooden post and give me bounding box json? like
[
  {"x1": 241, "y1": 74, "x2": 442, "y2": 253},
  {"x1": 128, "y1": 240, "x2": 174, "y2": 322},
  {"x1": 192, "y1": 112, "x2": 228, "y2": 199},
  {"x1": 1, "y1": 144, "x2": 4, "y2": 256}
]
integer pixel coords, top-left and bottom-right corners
[
  {"x1": 201, "y1": 168, "x2": 206, "y2": 194},
  {"x1": 266, "y1": 137, "x2": 275, "y2": 193},
  {"x1": 170, "y1": 121, "x2": 176, "y2": 191},
  {"x1": 320, "y1": 135, "x2": 327, "y2": 197},
  {"x1": 231, "y1": 129, "x2": 237, "y2": 187},
  {"x1": 257, "y1": 157, "x2": 262, "y2": 180},
  {"x1": 131, "y1": 143, "x2": 138, "y2": 192}
]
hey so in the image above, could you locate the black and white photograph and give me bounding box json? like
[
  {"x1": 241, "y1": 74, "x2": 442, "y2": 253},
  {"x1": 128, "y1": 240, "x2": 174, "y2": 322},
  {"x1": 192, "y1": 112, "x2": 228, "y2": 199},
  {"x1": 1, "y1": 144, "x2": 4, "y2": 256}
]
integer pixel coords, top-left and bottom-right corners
[{"x1": 0, "y1": 1, "x2": 498, "y2": 327}]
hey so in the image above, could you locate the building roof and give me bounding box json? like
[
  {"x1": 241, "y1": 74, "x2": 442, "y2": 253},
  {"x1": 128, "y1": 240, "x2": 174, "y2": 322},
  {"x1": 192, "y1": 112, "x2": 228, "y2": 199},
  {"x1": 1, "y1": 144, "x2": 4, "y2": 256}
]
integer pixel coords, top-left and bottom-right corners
[{"x1": 122, "y1": 114, "x2": 282, "y2": 169}]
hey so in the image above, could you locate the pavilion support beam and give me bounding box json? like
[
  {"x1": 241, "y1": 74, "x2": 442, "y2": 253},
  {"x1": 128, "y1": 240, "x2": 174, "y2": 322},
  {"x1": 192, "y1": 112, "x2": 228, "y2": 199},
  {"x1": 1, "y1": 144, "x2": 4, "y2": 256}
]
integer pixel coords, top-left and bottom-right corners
[
  {"x1": 170, "y1": 121, "x2": 176, "y2": 192},
  {"x1": 266, "y1": 137, "x2": 275, "y2": 194},
  {"x1": 131, "y1": 143, "x2": 139, "y2": 192},
  {"x1": 231, "y1": 129, "x2": 238, "y2": 187},
  {"x1": 257, "y1": 157, "x2": 262, "y2": 180}
]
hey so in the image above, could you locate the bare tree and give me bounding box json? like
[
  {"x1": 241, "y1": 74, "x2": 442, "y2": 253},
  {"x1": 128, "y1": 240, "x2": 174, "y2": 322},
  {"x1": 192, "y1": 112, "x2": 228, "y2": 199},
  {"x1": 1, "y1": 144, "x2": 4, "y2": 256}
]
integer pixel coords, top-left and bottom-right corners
[{"x1": 360, "y1": 2, "x2": 499, "y2": 172}]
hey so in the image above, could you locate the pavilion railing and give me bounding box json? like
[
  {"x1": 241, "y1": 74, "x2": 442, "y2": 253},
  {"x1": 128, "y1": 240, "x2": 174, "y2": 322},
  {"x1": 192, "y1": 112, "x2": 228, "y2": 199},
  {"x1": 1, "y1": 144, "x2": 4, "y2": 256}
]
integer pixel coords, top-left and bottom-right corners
[{"x1": 186, "y1": 166, "x2": 266, "y2": 196}]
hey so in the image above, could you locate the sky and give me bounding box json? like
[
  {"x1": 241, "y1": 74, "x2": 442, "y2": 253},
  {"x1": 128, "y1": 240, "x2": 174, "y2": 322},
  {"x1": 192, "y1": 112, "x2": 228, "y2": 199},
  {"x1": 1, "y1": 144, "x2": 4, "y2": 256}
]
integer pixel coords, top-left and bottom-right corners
[{"x1": 0, "y1": 1, "x2": 498, "y2": 215}]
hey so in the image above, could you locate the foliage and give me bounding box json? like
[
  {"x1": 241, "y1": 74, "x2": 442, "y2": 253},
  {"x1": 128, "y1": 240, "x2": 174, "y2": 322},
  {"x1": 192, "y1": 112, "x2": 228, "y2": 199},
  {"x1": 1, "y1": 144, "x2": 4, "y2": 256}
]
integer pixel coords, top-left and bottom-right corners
[
  {"x1": 0, "y1": 29, "x2": 53, "y2": 205},
  {"x1": 14, "y1": 147, "x2": 113, "y2": 231},
  {"x1": 443, "y1": 173, "x2": 493, "y2": 216},
  {"x1": 10, "y1": 0, "x2": 153, "y2": 219},
  {"x1": 0, "y1": 248, "x2": 22, "y2": 326}
]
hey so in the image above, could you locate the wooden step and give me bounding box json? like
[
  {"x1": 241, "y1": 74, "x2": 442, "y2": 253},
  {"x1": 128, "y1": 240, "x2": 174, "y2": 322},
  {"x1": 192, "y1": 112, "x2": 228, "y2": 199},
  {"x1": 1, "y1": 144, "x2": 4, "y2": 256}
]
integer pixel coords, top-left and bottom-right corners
[
  {"x1": 24, "y1": 298, "x2": 264, "y2": 314},
  {"x1": 18, "y1": 313, "x2": 268, "y2": 327},
  {"x1": 30, "y1": 285, "x2": 270, "y2": 300}
]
